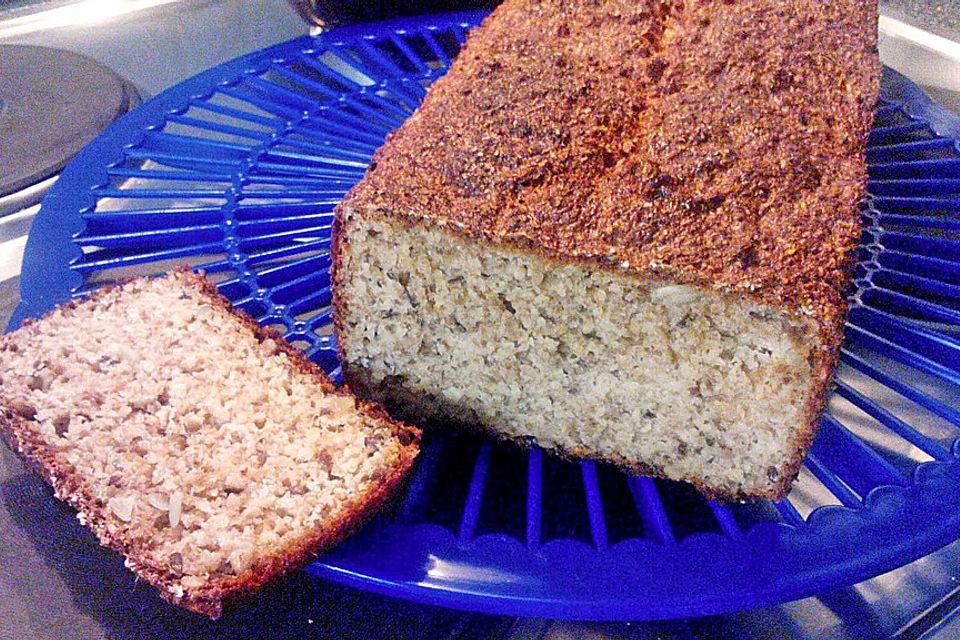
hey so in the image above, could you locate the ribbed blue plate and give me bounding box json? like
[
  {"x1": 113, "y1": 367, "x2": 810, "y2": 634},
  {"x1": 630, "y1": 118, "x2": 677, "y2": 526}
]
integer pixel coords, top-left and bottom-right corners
[{"x1": 9, "y1": 11, "x2": 960, "y2": 620}]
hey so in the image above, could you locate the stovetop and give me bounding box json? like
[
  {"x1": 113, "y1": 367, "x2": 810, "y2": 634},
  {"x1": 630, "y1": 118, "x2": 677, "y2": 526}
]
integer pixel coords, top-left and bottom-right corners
[{"x1": 0, "y1": 1, "x2": 959, "y2": 639}]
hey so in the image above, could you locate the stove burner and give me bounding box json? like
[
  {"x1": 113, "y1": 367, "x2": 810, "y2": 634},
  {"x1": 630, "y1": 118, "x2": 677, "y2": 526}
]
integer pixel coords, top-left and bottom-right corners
[{"x1": 0, "y1": 45, "x2": 139, "y2": 198}]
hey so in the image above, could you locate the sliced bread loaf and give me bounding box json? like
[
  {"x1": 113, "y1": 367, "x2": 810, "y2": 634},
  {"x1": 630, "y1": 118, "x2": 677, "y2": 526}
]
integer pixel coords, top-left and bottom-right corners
[
  {"x1": 332, "y1": 0, "x2": 879, "y2": 500},
  {"x1": 0, "y1": 270, "x2": 420, "y2": 618}
]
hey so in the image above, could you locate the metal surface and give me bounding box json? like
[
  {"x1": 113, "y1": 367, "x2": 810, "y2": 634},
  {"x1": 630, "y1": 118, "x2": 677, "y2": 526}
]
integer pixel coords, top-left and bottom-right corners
[
  {"x1": 0, "y1": 176, "x2": 57, "y2": 219},
  {"x1": 881, "y1": 0, "x2": 960, "y2": 44},
  {"x1": 879, "y1": 0, "x2": 960, "y2": 114},
  {"x1": 0, "y1": 45, "x2": 136, "y2": 197},
  {"x1": 0, "y1": 0, "x2": 309, "y2": 98}
]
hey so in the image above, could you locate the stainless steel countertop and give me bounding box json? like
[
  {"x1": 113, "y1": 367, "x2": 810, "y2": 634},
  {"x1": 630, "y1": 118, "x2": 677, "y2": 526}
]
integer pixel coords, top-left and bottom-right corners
[
  {"x1": 2, "y1": 2, "x2": 960, "y2": 638},
  {"x1": 882, "y1": 0, "x2": 960, "y2": 42},
  {"x1": 880, "y1": 0, "x2": 960, "y2": 112}
]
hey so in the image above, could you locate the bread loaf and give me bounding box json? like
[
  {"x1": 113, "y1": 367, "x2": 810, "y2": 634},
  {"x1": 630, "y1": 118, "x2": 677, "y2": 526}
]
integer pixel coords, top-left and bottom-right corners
[{"x1": 332, "y1": 0, "x2": 879, "y2": 499}]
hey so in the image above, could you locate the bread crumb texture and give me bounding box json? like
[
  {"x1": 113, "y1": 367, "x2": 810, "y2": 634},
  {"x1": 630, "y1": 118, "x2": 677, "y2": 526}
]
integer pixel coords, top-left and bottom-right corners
[
  {"x1": 0, "y1": 272, "x2": 414, "y2": 615},
  {"x1": 340, "y1": 216, "x2": 817, "y2": 498}
]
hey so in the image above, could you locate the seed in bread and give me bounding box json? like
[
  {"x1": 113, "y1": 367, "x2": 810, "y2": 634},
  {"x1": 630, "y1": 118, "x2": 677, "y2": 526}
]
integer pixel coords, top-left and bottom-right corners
[
  {"x1": 331, "y1": 0, "x2": 880, "y2": 500},
  {"x1": 0, "y1": 270, "x2": 420, "y2": 618}
]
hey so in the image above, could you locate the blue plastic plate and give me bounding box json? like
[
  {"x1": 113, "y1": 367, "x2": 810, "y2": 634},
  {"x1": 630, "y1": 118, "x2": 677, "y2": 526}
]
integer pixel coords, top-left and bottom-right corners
[{"x1": 10, "y1": 11, "x2": 960, "y2": 620}]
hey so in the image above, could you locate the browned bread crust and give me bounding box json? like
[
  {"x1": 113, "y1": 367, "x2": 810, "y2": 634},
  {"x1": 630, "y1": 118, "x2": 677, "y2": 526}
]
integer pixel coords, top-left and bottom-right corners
[
  {"x1": 331, "y1": 0, "x2": 879, "y2": 500},
  {"x1": 0, "y1": 270, "x2": 420, "y2": 617},
  {"x1": 339, "y1": 0, "x2": 878, "y2": 337}
]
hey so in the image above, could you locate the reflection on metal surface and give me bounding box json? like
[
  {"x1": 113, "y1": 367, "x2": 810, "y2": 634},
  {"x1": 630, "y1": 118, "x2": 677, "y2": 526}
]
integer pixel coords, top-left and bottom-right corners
[
  {"x1": 0, "y1": 174, "x2": 56, "y2": 218},
  {"x1": 881, "y1": 14, "x2": 960, "y2": 63},
  {"x1": 0, "y1": 0, "x2": 180, "y2": 38},
  {"x1": 0, "y1": 206, "x2": 38, "y2": 282},
  {"x1": 879, "y1": 11, "x2": 960, "y2": 113},
  {"x1": 0, "y1": 0, "x2": 308, "y2": 97},
  {"x1": 893, "y1": 586, "x2": 960, "y2": 639}
]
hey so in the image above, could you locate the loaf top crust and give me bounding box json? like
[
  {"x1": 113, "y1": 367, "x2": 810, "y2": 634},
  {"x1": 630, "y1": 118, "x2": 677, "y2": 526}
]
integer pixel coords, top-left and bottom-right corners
[{"x1": 340, "y1": 0, "x2": 880, "y2": 348}]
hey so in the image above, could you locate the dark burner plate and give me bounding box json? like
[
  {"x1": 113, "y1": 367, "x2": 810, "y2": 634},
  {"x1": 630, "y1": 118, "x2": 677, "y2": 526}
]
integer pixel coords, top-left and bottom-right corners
[{"x1": 0, "y1": 45, "x2": 138, "y2": 198}]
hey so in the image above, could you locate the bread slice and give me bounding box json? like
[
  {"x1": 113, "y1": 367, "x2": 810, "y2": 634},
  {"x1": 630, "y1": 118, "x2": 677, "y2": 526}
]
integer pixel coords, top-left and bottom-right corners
[
  {"x1": 0, "y1": 270, "x2": 419, "y2": 618},
  {"x1": 332, "y1": 0, "x2": 879, "y2": 500}
]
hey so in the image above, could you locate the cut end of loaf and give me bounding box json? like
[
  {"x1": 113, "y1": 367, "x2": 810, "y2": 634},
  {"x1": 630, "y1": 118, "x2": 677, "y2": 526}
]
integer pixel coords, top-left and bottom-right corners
[
  {"x1": 336, "y1": 212, "x2": 828, "y2": 499},
  {"x1": 0, "y1": 270, "x2": 419, "y2": 617}
]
